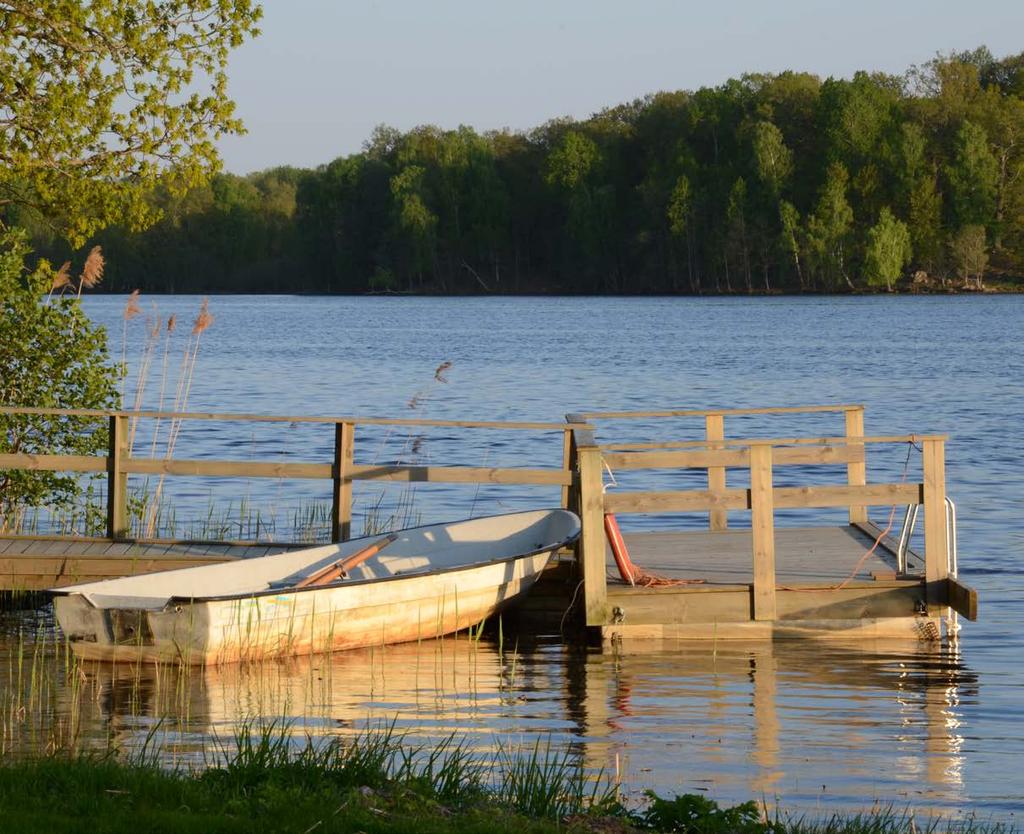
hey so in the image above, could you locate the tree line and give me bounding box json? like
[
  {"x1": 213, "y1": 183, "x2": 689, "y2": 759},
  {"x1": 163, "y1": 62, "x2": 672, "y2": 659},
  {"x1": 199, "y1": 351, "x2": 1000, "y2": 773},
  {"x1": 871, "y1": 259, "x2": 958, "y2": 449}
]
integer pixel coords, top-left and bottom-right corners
[{"x1": 31, "y1": 46, "x2": 1024, "y2": 295}]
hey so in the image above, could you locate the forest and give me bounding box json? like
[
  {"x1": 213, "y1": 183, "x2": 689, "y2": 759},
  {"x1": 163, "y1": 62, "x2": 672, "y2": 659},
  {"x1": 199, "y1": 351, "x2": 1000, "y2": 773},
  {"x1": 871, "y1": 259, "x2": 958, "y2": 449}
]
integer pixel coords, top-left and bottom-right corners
[{"x1": 24, "y1": 46, "x2": 1024, "y2": 295}]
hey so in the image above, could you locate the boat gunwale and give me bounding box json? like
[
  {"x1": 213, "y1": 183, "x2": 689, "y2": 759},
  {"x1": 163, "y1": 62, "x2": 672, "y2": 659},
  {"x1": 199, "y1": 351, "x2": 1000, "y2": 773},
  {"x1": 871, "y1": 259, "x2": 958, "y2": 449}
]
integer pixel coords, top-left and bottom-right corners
[{"x1": 50, "y1": 508, "x2": 581, "y2": 607}]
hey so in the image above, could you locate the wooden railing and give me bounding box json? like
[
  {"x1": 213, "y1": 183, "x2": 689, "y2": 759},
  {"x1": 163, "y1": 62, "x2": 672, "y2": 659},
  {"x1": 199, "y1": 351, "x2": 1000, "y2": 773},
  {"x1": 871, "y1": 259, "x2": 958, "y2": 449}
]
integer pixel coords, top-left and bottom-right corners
[
  {"x1": 0, "y1": 407, "x2": 583, "y2": 542},
  {"x1": 565, "y1": 406, "x2": 950, "y2": 627}
]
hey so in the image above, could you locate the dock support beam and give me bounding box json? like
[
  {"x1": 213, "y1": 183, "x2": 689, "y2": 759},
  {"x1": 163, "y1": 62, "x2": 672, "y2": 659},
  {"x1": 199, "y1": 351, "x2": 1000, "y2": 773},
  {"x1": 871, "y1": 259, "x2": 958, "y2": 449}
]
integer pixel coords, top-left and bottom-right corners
[
  {"x1": 574, "y1": 428, "x2": 608, "y2": 627},
  {"x1": 332, "y1": 421, "x2": 354, "y2": 542},
  {"x1": 106, "y1": 414, "x2": 129, "y2": 540},
  {"x1": 750, "y1": 444, "x2": 777, "y2": 621},
  {"x1": 922, "y1": 437, "x2": 949, "y2": 612},
  {"x1": 706, "y1": 414, "x2": 728, "y2": 531},
  {"x1": 845, "y1": 407, "x2": 867, "y2": 524}
]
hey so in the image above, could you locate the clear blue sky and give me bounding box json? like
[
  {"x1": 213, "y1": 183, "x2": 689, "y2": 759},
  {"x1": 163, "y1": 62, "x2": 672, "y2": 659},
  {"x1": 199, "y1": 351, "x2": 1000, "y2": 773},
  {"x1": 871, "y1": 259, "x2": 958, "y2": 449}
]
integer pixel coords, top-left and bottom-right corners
[{"x1": 216, "y1": 0, "x2": 1024, "y2": 174}]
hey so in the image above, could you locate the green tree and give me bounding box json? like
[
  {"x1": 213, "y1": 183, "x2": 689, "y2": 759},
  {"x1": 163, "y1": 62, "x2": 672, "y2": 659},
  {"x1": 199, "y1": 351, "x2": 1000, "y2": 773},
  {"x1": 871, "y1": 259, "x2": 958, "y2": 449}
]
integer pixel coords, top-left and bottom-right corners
[
  {"x1": 0, "y1": 1, "x2": 257, "y2": 524},
  {"x1": 778, "y1": 200, "x2": 805, "y2": 289},
  {"x1": 0, "y1": 1, "x2": 262, "y2": 245},
  {"x1": 806, "y1": 163, "x2": 855, "y2": 289},
  {"x1": 751, "y1": 121, "x2": 793, "y2": 195},
  {"x1": 0, "y1": 234, "x2": 118, "y2": 529},
  {"x1": 863, "y1": 207, "x2": 912, "y2": 291},
  {"x1": 946, "y1": 120, "x2": 998, "y2": 228},
  {"x1": 949, "y1": 224, "x2": 989, "y2": 288}
]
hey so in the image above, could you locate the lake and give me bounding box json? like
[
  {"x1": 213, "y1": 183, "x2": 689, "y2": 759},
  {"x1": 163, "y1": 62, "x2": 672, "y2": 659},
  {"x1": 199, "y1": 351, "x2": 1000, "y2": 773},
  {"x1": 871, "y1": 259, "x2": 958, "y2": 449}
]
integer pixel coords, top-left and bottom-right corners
[{"x1": 3, "y1": 294, "x2": 1022, "y2": 820}]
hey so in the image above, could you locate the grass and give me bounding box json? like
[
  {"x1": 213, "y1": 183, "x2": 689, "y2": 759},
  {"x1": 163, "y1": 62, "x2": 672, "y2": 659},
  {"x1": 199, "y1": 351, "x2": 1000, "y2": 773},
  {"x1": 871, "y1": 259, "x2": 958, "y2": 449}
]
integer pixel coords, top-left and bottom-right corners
[{"x1": 0, "y1": 724, "x2": 1013, "y2": 834}]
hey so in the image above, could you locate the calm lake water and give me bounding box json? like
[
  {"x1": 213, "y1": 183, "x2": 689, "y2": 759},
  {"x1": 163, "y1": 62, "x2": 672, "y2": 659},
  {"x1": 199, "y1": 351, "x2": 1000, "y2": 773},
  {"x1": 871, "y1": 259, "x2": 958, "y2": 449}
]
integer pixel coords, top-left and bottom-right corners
[{"x1": 3, "y1": 295, "x2": 1023, "y2": 820}]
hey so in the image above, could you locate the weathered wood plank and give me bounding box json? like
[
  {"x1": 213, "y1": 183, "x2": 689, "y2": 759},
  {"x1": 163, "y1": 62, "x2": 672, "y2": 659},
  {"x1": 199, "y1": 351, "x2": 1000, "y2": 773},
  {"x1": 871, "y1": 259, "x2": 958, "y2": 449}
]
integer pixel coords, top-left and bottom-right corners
[
  {"x1": 948, "y1": 576, "x2": 978, "y2": 621},
  {"x1": 601, "y1": 582, "x2": 923, "y2": 626},
  {"x1": 0, "y1": 405, "x2": 580, "y2": 432},
  {"x1": 604, "y1": 483, "x2": 921, "y2": 514},
  {"x1": 124, "y1": 458, "x2": 333, "y2": 479},
  {"x1": 603, "y1": 616, "x2": 936, "y2": 642},
  {"x1": 349, "y1": 464, "x2": 572, "y2": 485},
  {"x1": 602, "y1": 444, "x2": 861, "y2": 471},
  {"x1": 922, "y1": 438, "x2": 949, "y2": 612},
  {"x1": 601, "y1": 434, "x2": 945, "y2": 451},
  {"x1": 705, "y1": 414, "x2": 728, "y2": 531},
  {"x1": 603, "y1": 448, "x2": 749, "y2": 470},
  {"x1": 772, "y1": 483, "x2": 923, "y2": 509},
  {"x1": 577, "y1": 444, "x2": 608, "y2": 627},
  {"x1": 750, "y1": 445, "x2": 776, "y2": 621},
  {"x1": 604, "y1": 489, "x2": 750, "y2": 514},
  {"x1": 845, "y1": 408, "x2": 867, "y2": 524},
  {"x1": 332, "y1": 421, "x2": 354, "y2": 542},
  {"x1": 582, "y1": 404, "x2": 862, "y2": 419},
  {"x1": 107, "y1": 415, "x2": 129, "y2": 539},
  {"x1": 0, "y1": 453, "x2": 107, "y2": 473}
]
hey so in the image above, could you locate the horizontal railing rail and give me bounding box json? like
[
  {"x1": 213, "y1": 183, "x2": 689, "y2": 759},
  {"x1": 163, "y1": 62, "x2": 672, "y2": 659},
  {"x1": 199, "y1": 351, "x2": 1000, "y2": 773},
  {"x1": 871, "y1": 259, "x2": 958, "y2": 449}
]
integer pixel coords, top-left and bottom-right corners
[
  {"x1": 1, "y1": 407, "x2": 581, "y2": 543},
  {"x1": 577, "y1": 404, "x2": 864, "y2": 420}
]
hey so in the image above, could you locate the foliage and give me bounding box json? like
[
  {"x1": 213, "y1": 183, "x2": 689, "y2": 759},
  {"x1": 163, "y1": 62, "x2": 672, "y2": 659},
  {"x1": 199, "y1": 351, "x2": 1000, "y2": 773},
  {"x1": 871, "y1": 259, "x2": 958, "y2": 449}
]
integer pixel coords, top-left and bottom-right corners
[
  {"x1": 0, "y1": 0, "x2": 262, "y2": 246},
  {"x1": 634, "y1": 790, "x2": 778, "y2": 834},
  {"x1": 32, "y1": 46, "x2": 1024, "y2": 293},
  {"x1": 864, "y1": 208, "x2": 913, "y2": 290},
  {"x1": 0, "y1": 233, "x2": 118, "y2": 529},
  {"x1": 949, "y1": 224, "x2": 990, "y2": 288}
]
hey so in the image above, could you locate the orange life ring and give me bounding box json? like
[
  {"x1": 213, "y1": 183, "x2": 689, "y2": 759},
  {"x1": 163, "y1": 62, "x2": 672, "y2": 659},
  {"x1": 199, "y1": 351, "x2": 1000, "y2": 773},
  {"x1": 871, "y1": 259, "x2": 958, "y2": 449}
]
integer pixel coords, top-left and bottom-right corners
[{"x1": 604, "y1": 513, "x2": 639, "y2": 585}]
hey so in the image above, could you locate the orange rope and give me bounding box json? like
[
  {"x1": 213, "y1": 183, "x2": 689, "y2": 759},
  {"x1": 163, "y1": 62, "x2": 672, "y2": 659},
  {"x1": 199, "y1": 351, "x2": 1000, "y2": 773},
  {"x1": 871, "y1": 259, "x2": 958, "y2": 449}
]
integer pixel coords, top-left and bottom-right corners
[{"x1": 779, "y1": 440, "x2": 917, "y2": 592}]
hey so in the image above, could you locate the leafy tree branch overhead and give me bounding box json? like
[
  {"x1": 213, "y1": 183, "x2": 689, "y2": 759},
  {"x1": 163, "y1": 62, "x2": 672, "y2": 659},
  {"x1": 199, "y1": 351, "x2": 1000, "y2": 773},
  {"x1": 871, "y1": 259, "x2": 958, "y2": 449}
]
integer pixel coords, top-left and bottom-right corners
[
  {"x1": 0, "y1": 1, "x2": 260, "y2": 527},
  {"x1": 0, "y1": 0, "x2": 262, "y2": 245}
]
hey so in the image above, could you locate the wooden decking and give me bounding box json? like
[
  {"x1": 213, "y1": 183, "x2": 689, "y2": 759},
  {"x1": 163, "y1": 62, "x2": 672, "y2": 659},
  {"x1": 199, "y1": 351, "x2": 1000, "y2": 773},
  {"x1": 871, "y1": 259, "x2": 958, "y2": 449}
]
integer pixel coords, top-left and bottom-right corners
[
  {"x1": 593, "y1": 524, "x2": 937, "y2": 640},
  {"x1": 0, "y1": 536, "x2": 300, "y2": 591},
  {"x1": 614, "y1": 525, "x2": 903, "y2": 586}
]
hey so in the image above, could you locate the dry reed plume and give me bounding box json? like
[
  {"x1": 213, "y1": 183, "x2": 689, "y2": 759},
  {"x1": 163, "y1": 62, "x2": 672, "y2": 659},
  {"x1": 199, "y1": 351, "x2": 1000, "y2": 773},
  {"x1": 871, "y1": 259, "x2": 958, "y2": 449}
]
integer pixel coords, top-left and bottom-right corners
[
  {"x1": 49, "y1": 261, "x2": 71, "y2": 295},
  {"x1": 110, "y1": 294, "x2": 215, "y2": 537},
  {"x1": 76, "y1": 246, "x2": 104, "y2": 296}
]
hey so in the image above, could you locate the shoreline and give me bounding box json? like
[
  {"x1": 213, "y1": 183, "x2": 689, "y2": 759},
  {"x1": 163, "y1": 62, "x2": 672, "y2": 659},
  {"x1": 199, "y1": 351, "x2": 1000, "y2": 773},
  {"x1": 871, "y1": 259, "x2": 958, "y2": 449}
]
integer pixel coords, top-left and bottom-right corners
[{"x1": 0, "y1": 731, "x2": 1008, "y2": 834}]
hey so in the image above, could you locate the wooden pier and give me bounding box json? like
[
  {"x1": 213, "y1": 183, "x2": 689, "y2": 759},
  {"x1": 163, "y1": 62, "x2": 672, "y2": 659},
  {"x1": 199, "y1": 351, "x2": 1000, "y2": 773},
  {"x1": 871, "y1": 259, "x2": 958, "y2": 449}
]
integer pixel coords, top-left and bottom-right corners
[{"x1": 0, "y1": 404, "x2": 977, "y2": 642}]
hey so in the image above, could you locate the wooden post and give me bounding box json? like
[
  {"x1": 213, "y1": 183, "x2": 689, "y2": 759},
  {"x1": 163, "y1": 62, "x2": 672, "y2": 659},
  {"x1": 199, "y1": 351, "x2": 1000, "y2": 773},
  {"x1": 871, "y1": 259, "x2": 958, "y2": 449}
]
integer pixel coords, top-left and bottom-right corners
[
  {"x1": 749, "y1": 443, "x2": 776, "y2": 621},
  {"x1": 706, "y1": 413, "x2": 727, "y2": 531},
  {"x1": 106, "y1": 415, "x2": 128, "y2": 540},
  {"x1": 845, "y1": 406, "x2": 867, "y2": 524},
  {"x1": 331, "y1": 421, "x2": 354, "y2": 542},
  {"x1": 576, "y1": 433, "x2": 608, "y2": 627},
  {"x1": 561, "y1": 424, "x2": 578, "y2": 511},
  {"x1": 922, "y1": 437, "x2": 949, "y2": 611}
]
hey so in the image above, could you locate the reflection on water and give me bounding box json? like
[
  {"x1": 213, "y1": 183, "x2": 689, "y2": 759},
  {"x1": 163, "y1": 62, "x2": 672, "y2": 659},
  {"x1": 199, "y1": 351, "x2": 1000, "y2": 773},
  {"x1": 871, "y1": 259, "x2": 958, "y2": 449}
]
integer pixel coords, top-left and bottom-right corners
[{"x1": 0, "y1": 608, "x2": 992, "y2": 818}]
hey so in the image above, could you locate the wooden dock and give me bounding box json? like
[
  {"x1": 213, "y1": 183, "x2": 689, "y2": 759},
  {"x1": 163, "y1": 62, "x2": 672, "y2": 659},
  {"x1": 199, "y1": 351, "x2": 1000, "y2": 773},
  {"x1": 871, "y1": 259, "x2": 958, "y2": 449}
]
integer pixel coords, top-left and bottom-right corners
[{"x1": 0, "y1": 403, "x2": 978, "y2": 642}]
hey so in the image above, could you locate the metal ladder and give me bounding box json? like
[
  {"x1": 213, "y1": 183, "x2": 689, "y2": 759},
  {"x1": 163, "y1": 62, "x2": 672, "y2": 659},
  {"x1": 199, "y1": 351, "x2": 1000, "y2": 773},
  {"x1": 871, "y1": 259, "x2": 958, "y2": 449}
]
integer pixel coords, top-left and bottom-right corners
[{"x1": 895, "y1": 496, "x2": 960, "y2": 636}]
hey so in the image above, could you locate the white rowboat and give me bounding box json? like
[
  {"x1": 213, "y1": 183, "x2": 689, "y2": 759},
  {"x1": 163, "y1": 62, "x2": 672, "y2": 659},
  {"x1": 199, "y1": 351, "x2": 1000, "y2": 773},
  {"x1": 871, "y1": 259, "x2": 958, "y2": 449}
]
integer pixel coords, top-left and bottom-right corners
[{"x1": 51, "y1": 509, "x2": 580, "y2": 665}]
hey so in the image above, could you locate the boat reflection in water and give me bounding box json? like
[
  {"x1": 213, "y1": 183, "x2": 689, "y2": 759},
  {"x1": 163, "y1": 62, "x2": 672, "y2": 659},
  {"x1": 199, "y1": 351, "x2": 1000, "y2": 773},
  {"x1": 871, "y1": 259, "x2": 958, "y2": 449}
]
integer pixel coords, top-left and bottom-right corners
[{"x1": 75, "y1": 635, "x2": 974, "y2": 816}]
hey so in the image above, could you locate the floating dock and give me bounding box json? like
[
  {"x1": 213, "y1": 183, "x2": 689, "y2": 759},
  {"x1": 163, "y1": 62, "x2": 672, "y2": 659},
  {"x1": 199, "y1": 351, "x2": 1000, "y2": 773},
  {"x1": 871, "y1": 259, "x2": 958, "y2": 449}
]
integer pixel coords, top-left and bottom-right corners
[{"x1": 0, "y1": 404, "x2": 978, "y2": 641}]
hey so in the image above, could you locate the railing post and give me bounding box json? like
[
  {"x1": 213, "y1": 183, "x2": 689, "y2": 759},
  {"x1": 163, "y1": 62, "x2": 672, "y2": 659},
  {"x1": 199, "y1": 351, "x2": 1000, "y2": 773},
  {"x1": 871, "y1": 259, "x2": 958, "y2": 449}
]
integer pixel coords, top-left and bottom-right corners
[
  {"x1": 845, "y1": 406, "x2": 867, "y2": 524},
  {"x1": 749, "y1": 443, "x2": 777, "y2": 621},
  {"x1": 106, "y1": 414, "x2": 129, "y2": 540},
  {"x1": 706, "y1": 413, "x2": 727, "y2": 531},
  {"x1": 575, "y1": 429, "x2": 608, "y2": 627},
  {"x1": 561, "y1": 424, "x2": 578, "y2": 511},
  {"x1": 922, "y1": 437, "x2": 949, "y2": 611},
  {"x1": 331, "y1": 421, "x2": 354, "y2": 542}
]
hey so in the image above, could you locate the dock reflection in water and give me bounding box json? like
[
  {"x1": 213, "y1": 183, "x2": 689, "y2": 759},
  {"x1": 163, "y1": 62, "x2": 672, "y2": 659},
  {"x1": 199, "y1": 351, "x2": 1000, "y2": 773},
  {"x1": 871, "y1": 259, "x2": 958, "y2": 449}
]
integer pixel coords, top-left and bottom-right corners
[{"x1": 58, "y1": 636, "x2": 975, "y2": 816}]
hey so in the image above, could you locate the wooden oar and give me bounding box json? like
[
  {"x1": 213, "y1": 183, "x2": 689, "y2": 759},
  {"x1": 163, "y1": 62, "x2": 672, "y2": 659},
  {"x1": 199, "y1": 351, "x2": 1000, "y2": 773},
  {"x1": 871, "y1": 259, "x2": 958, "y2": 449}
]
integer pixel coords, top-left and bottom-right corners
[{"x1": 295, "y1": 533, "x2": 399, "y2": 588}]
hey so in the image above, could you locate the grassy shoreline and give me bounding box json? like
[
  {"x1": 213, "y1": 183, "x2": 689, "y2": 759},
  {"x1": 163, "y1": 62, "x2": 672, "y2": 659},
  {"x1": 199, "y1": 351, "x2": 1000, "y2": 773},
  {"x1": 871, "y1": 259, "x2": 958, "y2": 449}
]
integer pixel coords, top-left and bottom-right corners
[{"x1": 0, "y1": 726, "x2": 1012, "y2": 834}]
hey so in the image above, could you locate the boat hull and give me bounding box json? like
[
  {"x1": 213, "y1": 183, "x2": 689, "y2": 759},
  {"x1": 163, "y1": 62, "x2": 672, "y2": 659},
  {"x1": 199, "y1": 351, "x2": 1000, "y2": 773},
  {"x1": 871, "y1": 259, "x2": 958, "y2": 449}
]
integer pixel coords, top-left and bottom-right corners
[{"x1": 54, "y1": 546, "x2": 557, "y2": 664}]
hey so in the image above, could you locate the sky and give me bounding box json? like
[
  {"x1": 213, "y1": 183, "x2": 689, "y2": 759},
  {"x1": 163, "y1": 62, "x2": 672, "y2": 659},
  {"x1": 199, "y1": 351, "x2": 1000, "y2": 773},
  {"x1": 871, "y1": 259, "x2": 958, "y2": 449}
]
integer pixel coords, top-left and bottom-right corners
[{"x1": 216, "y1": 0, "x2": 1024, "y2": 174}]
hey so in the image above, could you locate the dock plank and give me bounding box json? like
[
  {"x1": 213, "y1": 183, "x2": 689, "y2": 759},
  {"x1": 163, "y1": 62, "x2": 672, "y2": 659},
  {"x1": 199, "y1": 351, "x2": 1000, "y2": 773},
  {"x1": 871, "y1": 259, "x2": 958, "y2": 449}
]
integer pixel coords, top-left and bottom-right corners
[{"x1": 615, "y1": 526, "x2": 895, "y2": 586}]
